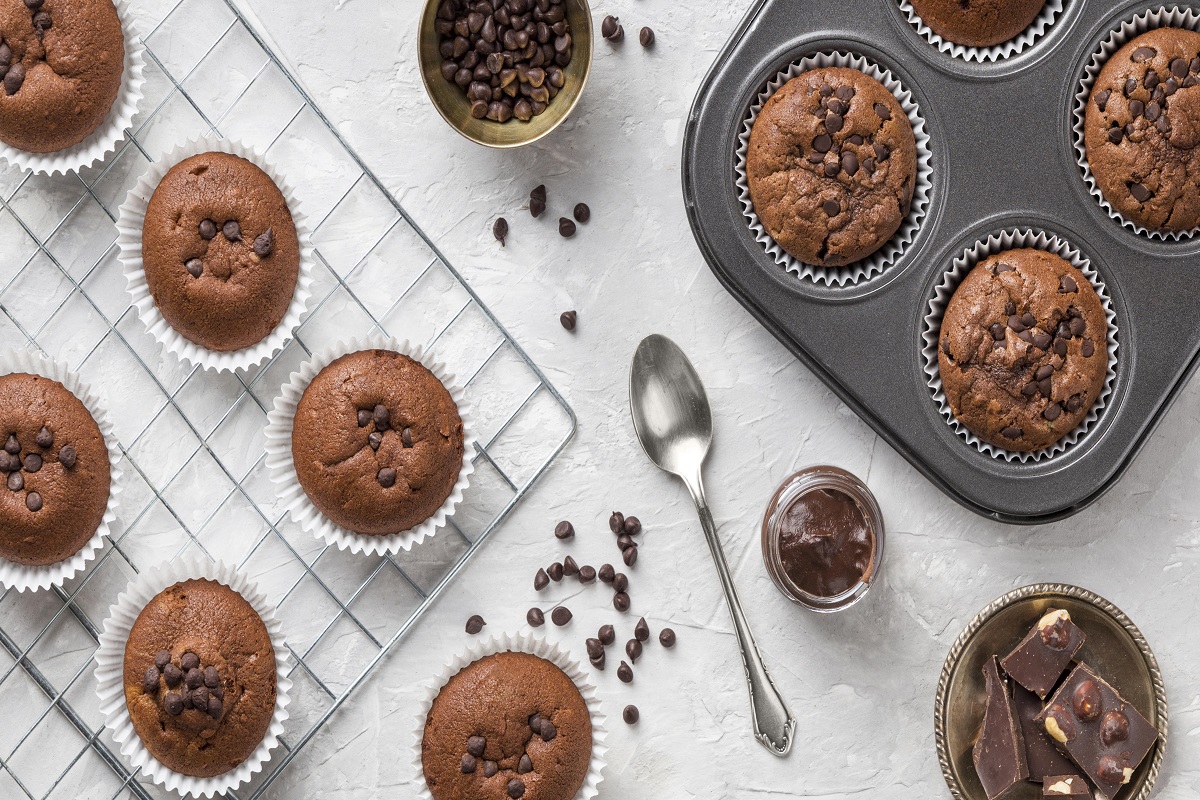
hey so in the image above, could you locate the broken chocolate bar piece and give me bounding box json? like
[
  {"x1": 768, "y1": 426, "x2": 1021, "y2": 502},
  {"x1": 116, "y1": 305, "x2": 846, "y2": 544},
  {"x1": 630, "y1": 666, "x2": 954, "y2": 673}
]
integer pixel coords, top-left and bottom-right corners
[
  {"x1": 974, "y1": 656, "x2": 1029, "y2": 800},
  {"x1": 1037, "y1": 663, "x2": 1158, "y2": 800},
  {"x1": 1014, "y1": 685, "x2": 1083, "y2": 783},
  {"x1": 1044, "y1": 775, "x2": 1092, "y2": 797},
  {"x1": 1001, "y1": 609, "x2": 1085, "y2": 699}
]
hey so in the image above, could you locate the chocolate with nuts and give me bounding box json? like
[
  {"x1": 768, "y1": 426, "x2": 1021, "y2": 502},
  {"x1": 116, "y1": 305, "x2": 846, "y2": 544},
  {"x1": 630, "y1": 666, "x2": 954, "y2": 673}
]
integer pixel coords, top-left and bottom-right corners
[
  {"x1": 1001, "y1": 609, "x2": 1086, "y2": 699},
  {"x1": 973, "y1": 656, "x2": 1029, "y2": 800}
]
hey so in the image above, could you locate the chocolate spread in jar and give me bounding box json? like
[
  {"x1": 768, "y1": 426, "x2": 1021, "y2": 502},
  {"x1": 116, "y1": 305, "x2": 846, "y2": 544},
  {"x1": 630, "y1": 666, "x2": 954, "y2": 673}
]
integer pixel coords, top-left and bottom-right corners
[{"x1": 777, "y1": 487, "x2": 874, "y2": 598}]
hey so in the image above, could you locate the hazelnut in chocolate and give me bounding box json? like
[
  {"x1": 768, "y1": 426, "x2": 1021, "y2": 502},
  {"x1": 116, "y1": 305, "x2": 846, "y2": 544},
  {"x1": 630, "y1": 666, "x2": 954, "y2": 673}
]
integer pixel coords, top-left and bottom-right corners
[
  {"x1": 1001, "y1": 609, "x2": 1085, "y2": 699},
  {"x1": 1044, "y1": 775, "x2": 1092, "y2": 797},
  {"x1": 1014, "y1": 685, "x2": 1082, "y2": 783}
]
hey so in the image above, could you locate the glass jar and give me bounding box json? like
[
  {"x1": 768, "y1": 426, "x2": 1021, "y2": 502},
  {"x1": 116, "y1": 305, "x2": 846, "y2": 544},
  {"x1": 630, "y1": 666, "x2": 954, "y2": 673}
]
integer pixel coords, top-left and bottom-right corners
[{"x1": 760, "y1": 466, "x2": 885, "y2": 613}]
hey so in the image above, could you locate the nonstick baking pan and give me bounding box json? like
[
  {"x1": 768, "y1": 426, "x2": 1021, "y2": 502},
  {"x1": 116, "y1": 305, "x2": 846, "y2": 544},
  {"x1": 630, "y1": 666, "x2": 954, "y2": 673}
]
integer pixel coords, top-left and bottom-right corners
[{"x1": 682, "y1": 0, "x2": 1200, "y2": 523}]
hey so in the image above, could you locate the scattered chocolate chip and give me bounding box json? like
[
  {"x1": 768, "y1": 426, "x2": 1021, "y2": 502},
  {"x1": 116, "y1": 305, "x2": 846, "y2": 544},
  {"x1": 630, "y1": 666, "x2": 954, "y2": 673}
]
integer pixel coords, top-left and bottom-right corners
[
  {"x1": 639, "y1": 26, "x2": 654, "y2": 47},
  {"x1": 617, "y1": 661, "x2": 633, "y2": 683},
  {"x1": 625, "y1": 638, "x2": 642, "y2": 662},
  {"x1": 535, "y1": 568, "x2": 549, "y2": 590},
  {"x1": 7, "y1": 472, "x2": 22, "y2": 492},
  {"x1": 548, "y1": 562, "x2": 564, "y2": 581},
  {"x1": 560, "y1": 310, "x2": 577, "y2": 331},
  {"x1": 465, "y1": 614, "x2": 486, "y2": 634},
  {"x1": 590, "y1": 649, "x2": 606, "y2": 669},
  {"x1": 823, "y1": 199, "x2": 840, "y2": 216},
  {"x1": 185, "y1": 258, "x2": 204, "y2": 278},
  {"x1": 586, "y1": 638, "x2": 604, "y2": 660},
  {"x1": 4, "y1": 63, "x2": 24, "y2": 95},
  {"x1": 507, "y1": 778, "x2": 526, "y2": 799},
  {"x1": 20, "y1": 453, "x2": 40, "y2": 473},
  {"x1": 198, "y1": 219, "x2": 217, "y2": 240},
  {"x1": 1043, "y1": 403, "x2": 1062, "y2": 421},
  {"x1": 601, "y1": 15, "x2": 621, "y2": 41},
  {"x1": 622, "y1": 545, "x2": 638, "y2": 567},
  {"x1": 1094, "y1": 89, "x2": 1109, "y2": 111},
  {"x1": 623, "y1": 705, "x2": 639, "y2": 724},
  {"x1": 573, "y1": 203, "x2": 590, "y2": 223},
  {"x1": 1001, "y1": 426, "x2": 1023, "y2": 440},
  {"x1": 163, "y1": 663, "x2": 182, "y2": 686},
  {"x1": 4, "y1": 435, "x2": 18, "y2": 454},
  {"x1": 462, "y1": 754, "x2": 478, "y2": 773},
  {"x1": 377, "y1": 467, "x2": 396, "y2": 488},
  {"x1": 530, "y1": 185, "x2": 547, "y2": 218},
  {"x1": 1130, "y1": 182, "x2": 1151, "y2": 202},
  {"x1": 1129, "y1": 99, "x2": 1145, "y2": 117},
  {"x1": 634, "y1": 617, "x2": 650, "y2": 642},
  {"x1": 493, "y1": 217, "x2": 509, "y2": 246},
  {"x1": 143, "y1": 667, "x2": 159, "y2": 693},
  {"x1": 622, "y1": 517, "x2": 641, "y2": 536},
  {"x1": 825, "y1": 113, "x2": 844, "y2": 134},
  {"x1": 402, "y1": 427, "x2": 413, "y2": 447},
  {"x1": 164, "y1": 693, "x2": 184, "y2": 716},
  {"x1": 222, "y1": 220, "x2": 241, "y2": 241},
  {"x1": 579, "y1": 565, "x2": 596, "y2": 583},
  {"x1": 612, "y1": 572, "x2": 629, "y2": 593},
  {"x1": 1082, "y1": 339, "x2": 1095, "y2": 358},
  {"x1": 613, "y1": 591, "x2": 630, "y2": 612},
  {"x1": 483, "y1": 761, "x2": 498, "y2": 777},
  {"x1": 609, "y1": 511, "x2": 626, "y2": 533},
  {"x1": 551, "y1": 606, "x2": 572, "y2": 626},
  {"x1": 368, "y1": 432, "x2": 383, "y2": 450},
  {"x1": 1108, "y1": 126, "x2": 1123, "y2": 145},
  {"x1": 557, "y1": 217, "x2": 577, "y2": 238},
  {"x1": 34, "y1": 427, "x2": 51, "y2": 449},
  {"x1": 540, "y1": 719, "x2": 556, "y2": 741},
  {"x1": 1132, "y1": 46, "x2": 1157, "y2": 63},
  {"x1": 659, "y1": 627, "x2": 676, "y2": 648},
  {"x1": 253, "y1": 228, "x2": 274, "y2": 257},
  {"x1": 598, "y1": 563, "x2": 615, "y2": 583},
  {"x1": 373, "y1": 404, "x2": 390, "y2": 430},
  {"x1": 518, "y1": 754, "x2": 532, "y2": 774},
  {"x1": 467, "y1": 735, "x2": 486, "y2": 757},
  {"x1": 873, "y1": 102, "x2": 892, "y2": 121},
  {"x1": 599, "y1": 624, "x2": 616, "y2": 646},
  {"x1": 357, "y1": 409, "x2": 371, "y2": 428},
  {"x1": 1035, "y1": 364, "x2": 1054, "y2": 381},
  {"x1": 527, "y1": 607, "x2": 545, "y2": 627},
  {"x1": 563, "y1": 555, "x2": 579, "y2": 576},
  {"x1": 812, "y1": 133, "x2": 832, "y2": 153},
  {"x1": 554, "y1": 520, "x2": 574, "y2": 539},
  {"x1": 617, "y1": 533, "x2": 634, "y2": 551}
]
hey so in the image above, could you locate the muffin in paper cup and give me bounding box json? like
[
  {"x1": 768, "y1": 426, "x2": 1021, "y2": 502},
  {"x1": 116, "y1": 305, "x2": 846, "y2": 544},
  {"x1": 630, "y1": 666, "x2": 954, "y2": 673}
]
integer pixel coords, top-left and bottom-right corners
[
  {"x1": 897, "y1": 0, "x2": 1064, "y2": 63},
  {"x1": 264, "y1": 334, "x2": 475, "y2": 556},
  {"x1": 116, "y1": 135, "x2": 315, "y2": 373},
  {"x1": 734, "y1": 50, "x2": 933, "y2": 287},
  {"x1": 94, "y1": 556, "x2": 292, "y2": 798},
  {"x1": 0, "y1": 349, "x2": 122, "y2": 592},
  {"x1": 412, "y1": 631, "x2": 607, "y2": 800},
  {"x1": 922, "y1": 228, "x2": 1119, "y2": 463},
  {"x1": 0, "y1": 0, "x2": 146, "y2": 176},
  {"x1": 1073, "y1": 7, "x2": 1200, "y2": 240}
]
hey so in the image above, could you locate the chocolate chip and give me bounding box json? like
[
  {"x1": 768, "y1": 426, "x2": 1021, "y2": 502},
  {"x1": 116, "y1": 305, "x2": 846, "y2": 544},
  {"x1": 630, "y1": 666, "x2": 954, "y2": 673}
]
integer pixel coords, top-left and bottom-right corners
[
  {"x1": 1069, "y1": 316, "x2": 1086, "y2": 337},
  {"x1": 873, "y1": 143, "x2": 890, "y2": 161},
  {"x1": 1108, "y1": 125, "x2": 1123, "y2": 145},
  {"x1": 586, "y1": 637, "x2": 604, "y2": 660},
  {"x1": 598, "y1": 563, "x2": 615, "y2": 583},
  {"x1": 659, "y1": 627, "x2": 676, "y2": 647},
  {"x1": 1066, "y1": 394, "x2": 1084, "y2": 412},
  {"x1": 548, "y1": 562, "x2": 564, "y2": 581},
  {"x1": 482, "y1": 761, "x2": 498, "y2": 777},
  {"x1": 22, "y1": 453, "x2": 40, "y2": 473},
  {"x1": 612, "y1": 572, "x2": 628, "y2": 593},
  {"x1": 401, "y1": 427, "x2": 413, "y2": 447},
  {"x1": 825, "y1": 113, "x2": 843, "y2": 134},
  {"x1": 154, "y1": 650, "x2": 170, "y2": 670},
  {"x1": 357, "y1": 409, "x2": 371, "y2": 427},
  {"x1": 1001, "y1": 426, "x2": 1023, "y2": 440},
  {"x1": 1038, "y1": 378, "x2": 1052, "y2": 397},
  {"x1": 368, "y1": 432, "x2": 383, "y2": 450},
  {"x1": 23, "y1": 0, "x2": 43, "y2": 8},
  {"x1": 465, "y1": 614, "x2": 486, "y2": 634},
  {"x1": 376, "y1": 467, "x2": 397, "y2": 487},
  {"x1": 558, "y1": 217, "x2": 576, "y2": 237},
  {"x1": 634, "y1": 617, "x2": 650, "y2": 641},
  {"x1": 1129, "y1": 99, "x2": 1145, "y2": 117},
  {"x1": 198, "y1": 219, "x2": 217, "y2": 240},
  {"x1": 191, "y1": 687, "x2": 209, "y2": 709},
  {"x1": 625, "y1": 638, "x2": 642, "y2": 662},
  {"x1": 184, "y1": 667, "x2": 202, "y2": 689},
  {"x1": 1094, "y1": 89, "x2": 1109, "y2": 111},
  {"x1": 185, "y1": 258, "x2": 204, "y2": 278},
  {"x1": 34, "y1": 427, "x2": 51, "y2": 449},
  {"x1": 1035, "y1": 365, "x2": 1054, "y2": 380},
  {"x1": 527, "y1": 607, "x2": 544, "y2": 627},
  {"x1": 559, "y1": 310, "x2": 577, "y2": 331},
  {"x1": 1059, "y1": 275, "x2": 1077, "y2": 293},
  {"x1": 530, "y1": 185, "x2": 546, "y2": 218},
  {"x1": 554, "y1": 520, "x2": 574, "y2": 539},
  {"x1": 590, "y1": 649, "x2": 606, "y2": 670},
  {"x1": 841, "y1": 152, "x2": 859, "y2": 176},
  {"x1": 208, "y1": 696, "x2": 222, "y2": 719},
  {"x1": 164, "y1": 693, "x2": 183, "y2": 716},
  {"x1": 601, "y1": 14, "x2": 620, "y2": 39},
  {"x1": 599, "y1": 624, "x2": 615, "y2": 646},
  {"x1": 0, "y1": 453, "x2": 10, "y2": 473},
  {"x1": 6, "y1": 472, "x2": 21, "y2": 492},
  {"x1": 617, "y1": 661, "x2": 633, "y2": 683},
  {"x1": 2, "y1": 62, "x2": 22, "y2": 95},
  {"x1": 535, "y1": 568, "x2": 549, "y2": 590},
  {"x1": 4, "y1": 435, "x2": 18, "y2": 454},
  {"x1": 551, "y1": 606, "x2": 572, "y2": 626},
  {"x1": 623, "y1": 705, "x2": 639, "y2": 724},
  {"x1": 540, "y1": 719, "x2": 556, "y2": 741},
  {"x1": 1032, "y1": 332, "x2": 1052, "y2": 350},
  {"x1": 622, "y1": 545, "x2": 638, "y2": 567},
  {"x1": 372, "y1": 404, "x2": 390, "y2": 430},
  {"x1": 812, "y1": 134, "x2": 832, "y2": 153},
  {"x1": 507, "y1": 778, "x2": 526, "y2": 799},
  {"x1": 1082, "y1": 339, "x2": 1095, "y2": 358},
  {"x1": 609, "y1": 511, "x2": 625, "y2": 533},
  {"x1": 563, "y1": 555, "x2": 579, "y2": 576},
  {"x1": 823, "y1": 163, "x2": 838, "y2": 178},
  {"x1": 1008, "y1": 314, "x2": 1026, "y2": 333},
  {"x1": 143, "y1": 667, "x2": 159, "y2": 693},
  {"x1": 253, "y1": 228, "x2": 274, "y2": 257},
  {"x1": 467, "y1": 735, "x2": 486, "y2": 757},
  {"x1": 462, "y1": 754, "x2": 478, "y2": 773},
  {"x1": 578, "y1": 565, "x2": 596, "y2": 583},
  {"x1": 493, "y1": 217, "x2": 508, "y2": 246},
  {"x1": 1043, "y1": 404, "x2": 1062, "y2": 421},
  {"x1": 1130, "y1": 182, "x2": 1151, "y2": 202},
  {"x1": 823, "y1": 199, "x2": 840, "y2": 216},
  {"x1": 222, "y1": 220, "x2": 241, "y2": 241},
  {"x1": 873, "y1": 102, "x2": 891, "y2": 121},
  {"x1": 623, "y1": 516, "x2": 641, "y2": 535},
  {"x1": 573, "y1": 203, "x2": 590, "y2": 224},
  {"x1": 204, "y1": 666, "x2": 219, "y2": 688},
  {"x1": 617, "y1": 533, "x2": 634, "y2": 551},
  {"x1": 518, "y1": 754, "x2": 532, "y2": 774},
  {"x1": 614, "y1": 591, "x2": 630, "y2": 612},
  {"x1": 1133, "y1": 46, "x2": 1156, "y2": 63},
  {"x1": 0, "y1": 43, "x2": 9, "y2": 68},
  {"x1": 32, "y1": 11, "x2": 50, "y2": 31},
  {"x1": 1054, "y1": 338, "x2": 1069, "y2": 357},
  {"x1": 164, "y1": 663, "x2": 182, "y2": 686}
]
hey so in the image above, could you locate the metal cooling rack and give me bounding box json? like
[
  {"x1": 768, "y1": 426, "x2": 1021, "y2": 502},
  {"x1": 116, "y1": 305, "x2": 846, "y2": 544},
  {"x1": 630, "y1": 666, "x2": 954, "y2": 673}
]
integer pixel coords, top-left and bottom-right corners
[{"x1": 0, "y1": 0, "x2": 575, "y2": 796}]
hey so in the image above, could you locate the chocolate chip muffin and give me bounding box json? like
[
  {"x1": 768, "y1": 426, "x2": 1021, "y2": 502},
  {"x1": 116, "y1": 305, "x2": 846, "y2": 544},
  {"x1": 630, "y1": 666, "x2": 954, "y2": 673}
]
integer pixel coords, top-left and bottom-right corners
[
  {"x1": 141, "y1": 151, "x2": 300, "y2": 352},
  {"x1": 0, "y1": 372, "x2": 109, "y2": 566},
  {"x1": 123, "y1": 578, "x2": 277, "y2": 778},
  {"x1": 938, "y1": 248, "x2": 1109, "y2": 452},
  {"x1": 747, "y1": 66, "x2": 917, "y2": 268},
  {"x1": 292, "y1": 349, "x2": 465, "y2": 536},
  {"x1": 0, "y1": 0, "x2": 125, "y2": 153},
  {"x1": 422, "y1": 652, "x2": 592, "y2": 800},
  {"x1": 1085, "y1": 28, "x2": 1200, "y2": 233},
  {"x1": 908, "y1": 0, "x2": 1048, "y2": 48}
]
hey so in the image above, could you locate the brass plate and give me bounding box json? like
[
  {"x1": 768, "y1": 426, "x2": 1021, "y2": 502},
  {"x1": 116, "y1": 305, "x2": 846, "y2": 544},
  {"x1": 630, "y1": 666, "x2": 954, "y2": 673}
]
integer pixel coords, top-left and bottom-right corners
[
  {"x1": 935, "y1": 584, "x2": 1167, "y2": 800},
  {"x1": 417, "y1": 0, "x2": 593, "y2": 148}
]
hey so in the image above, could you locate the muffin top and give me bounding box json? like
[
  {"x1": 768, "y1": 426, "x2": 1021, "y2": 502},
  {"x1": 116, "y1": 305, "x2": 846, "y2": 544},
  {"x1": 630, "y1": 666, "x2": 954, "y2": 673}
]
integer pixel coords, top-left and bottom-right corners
[
  {"x1": 0, "y1": 0, "x2": 124, "y2": 153},
  {"x1": 141, "y1": 151, "x2": 300, "y2": 352},
  {"x1": 123, "y1": 578, "x2": 277, "y2": 779},
  {"x1": 938, "y1": 248, "x2": 1109, "y2": 453},
  {"x1": 1085, "y1": 27, "x2": 1200, "y2": 232},
  {"x1": 292, "y1": 349, "x2": 465, "y2": 536},
  {"x1": 0, "y1": 372, "x2": 109, "y2": 567},
  {"x1": 747, "y1": 66, "x2": 916, "y2": 268},
  {"x1": 422, "y1": 652, "x2": 592, "y2": 800},
  {"x1": 908, "y1": 0, "x2": 1048, "y2": 48}
]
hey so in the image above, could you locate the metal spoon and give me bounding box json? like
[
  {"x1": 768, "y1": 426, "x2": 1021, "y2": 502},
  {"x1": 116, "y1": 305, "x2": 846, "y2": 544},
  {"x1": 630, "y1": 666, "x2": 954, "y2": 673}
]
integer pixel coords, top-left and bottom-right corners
[{"x1": 628, "y1": 333, "x2": 796, "y2": 757}]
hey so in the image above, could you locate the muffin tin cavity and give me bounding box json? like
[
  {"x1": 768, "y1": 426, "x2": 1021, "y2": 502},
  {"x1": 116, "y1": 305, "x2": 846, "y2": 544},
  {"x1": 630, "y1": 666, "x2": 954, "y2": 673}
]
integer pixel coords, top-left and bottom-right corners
[{"x1": 897, "y1": 0, "x2": 1066, "y2": 64}]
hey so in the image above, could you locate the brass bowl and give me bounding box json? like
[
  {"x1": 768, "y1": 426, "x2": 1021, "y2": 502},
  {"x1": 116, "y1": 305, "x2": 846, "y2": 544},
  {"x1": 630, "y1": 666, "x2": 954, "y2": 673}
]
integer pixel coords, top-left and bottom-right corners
[
  {"x1": 935, "y1": 584, "x2": 1167, "y2": 800},
  {"x1": 417, "y1": 0, "x2": 593, "y2": 148}
]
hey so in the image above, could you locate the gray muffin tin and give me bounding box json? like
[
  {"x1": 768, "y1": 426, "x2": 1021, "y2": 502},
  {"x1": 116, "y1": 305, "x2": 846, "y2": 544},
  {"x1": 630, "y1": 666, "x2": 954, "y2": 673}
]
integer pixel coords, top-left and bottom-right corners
[{"x1": 682, "y1": 0, "x2": 1200, "y2": 524}]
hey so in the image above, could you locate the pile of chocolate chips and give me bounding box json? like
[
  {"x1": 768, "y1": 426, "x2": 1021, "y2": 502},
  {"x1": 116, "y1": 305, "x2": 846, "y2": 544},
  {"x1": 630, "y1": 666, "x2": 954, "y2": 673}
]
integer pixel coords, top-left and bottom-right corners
[
  {"x1": 0, "y1": 0, "x2": 53, "y2": 96},
  {"x1": 144, "y1": 650, "x2": 225, "y2": 720},
  {"x1": 0, "y1": 427, "x2": 77, "y2": 512},
  {"x1": 435, "y1": 0, "x2": 573, "y2": 123},
  {"x1": 460, "y1": 714, "x2": 556, "y2": 798},
  {"x1": 187, "y1": 219, "x2": 274, "y2": 279},
  {"x1": 355, "y1": 403, "x2": 414, "y2": 487}
]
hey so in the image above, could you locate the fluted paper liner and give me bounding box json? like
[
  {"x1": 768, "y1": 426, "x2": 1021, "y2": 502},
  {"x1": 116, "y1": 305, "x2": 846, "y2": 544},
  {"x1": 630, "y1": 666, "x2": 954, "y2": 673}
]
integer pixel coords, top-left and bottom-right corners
[
  {"x1": 412, "y1": 631, "x2": 607, "y2": 800},
  {"x1": 0, "y1": 350, "x2": 122, "y2": 592},
  {"x1": 735, "y1": 50, "x2": 933, "y2": 286},
  {"x1": 94, "y1": 557, "x2": 292, "y2": 798},
  {"x1": 922, "y1": 229, "x2": 1119, "y2": 462},
  {"x1": 1074, "y1": 7, "x2": 1200, "y2": 240},
  {"x1": 0, "y1": 0, "x2": 146, "y2": 176},
  {"x1": 264, "y1": 335, "x2": 475, "y2": 556},
  {"x1": 116, "y1": 135, "x2": 315, "y2": 373},
  {"x1": 897, "y1": 0, "x2": 1064, "y2": 63}
]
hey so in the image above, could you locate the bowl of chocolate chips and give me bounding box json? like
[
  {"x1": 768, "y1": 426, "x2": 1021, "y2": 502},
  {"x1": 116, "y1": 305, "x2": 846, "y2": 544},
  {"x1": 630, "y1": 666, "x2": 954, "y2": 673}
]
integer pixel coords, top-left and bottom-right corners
[{"x1": 419, "y1": 0, "x2": 593, "y2": 147}]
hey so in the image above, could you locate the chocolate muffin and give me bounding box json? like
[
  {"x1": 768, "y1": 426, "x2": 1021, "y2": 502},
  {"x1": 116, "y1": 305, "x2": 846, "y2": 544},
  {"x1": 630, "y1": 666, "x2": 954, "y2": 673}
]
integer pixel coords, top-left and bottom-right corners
[
  {"x1": 141, "y1": 151, "x2": 300, "y2": 352},
  {"x1": 938, "y1": 248, "x2": 1108, "y2": 452},
  {"x1": 123, "y1": 578, "x2": 277, "y2": 778},
  {"x1": 1085, "y1": 28, "x2": 1200, "y2": 233},
  {"x1": 0, "y1": 372, "x2": 109, "y2": 567},
  {"x1": 747, "y1": 66, "x2": 917, "y2": 268},
  {"x1": 422, "y1": 652, "x2": 592, "y2": 800},
  {"x1": 292, "y1": 349, "x2": 465, "y2": 536},
  {"x1": 0, "y1": 0, "x2": 125, "y2": 153},
  {"x1": 908, "y1": 0, "x2": 1048, "y2": 48}
]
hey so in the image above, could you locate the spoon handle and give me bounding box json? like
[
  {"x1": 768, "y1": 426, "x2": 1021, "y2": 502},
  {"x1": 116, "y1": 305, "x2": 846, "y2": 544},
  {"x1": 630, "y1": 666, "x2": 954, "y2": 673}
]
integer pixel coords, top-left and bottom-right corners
[{"x1": 692, "y1": 489, "x2": 796, "y2": 756}]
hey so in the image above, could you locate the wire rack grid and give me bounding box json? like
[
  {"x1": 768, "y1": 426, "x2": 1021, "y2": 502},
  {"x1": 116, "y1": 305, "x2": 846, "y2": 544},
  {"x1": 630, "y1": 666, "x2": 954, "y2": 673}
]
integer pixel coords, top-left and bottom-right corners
[{"x1": 0, "y1": 0, "x2": 576, "y2": 797}]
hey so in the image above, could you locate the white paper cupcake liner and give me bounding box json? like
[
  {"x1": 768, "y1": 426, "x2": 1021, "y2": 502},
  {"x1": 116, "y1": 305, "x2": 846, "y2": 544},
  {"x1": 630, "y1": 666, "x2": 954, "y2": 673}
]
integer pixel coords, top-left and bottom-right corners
[
  {"x1": 897, "y1": 0, "x2": 1064, "y2": 63},
  {"x1": 412, "y1": 631, "x2": 607, "y2": 800},
  {"x1": 264, "y1": 335, "x2": 476, "y2": 556},
  {"x1": 116, "y1": 135, "x2": 315, "y2": 373},
  {"x1": 735, "y1": 50, "x2": 933, "y2": 286},
  {"x1": 921, "y1": 228, "x2": 1120, "y2": 463},
  {"x1": 94, "y1": 556, "x2": 292, "y2": 798},
  {"x1": 1074, "y1": 7, "x2": 1200, "y2": 240},
  {"x1": 0, "y1": 350, "x2": 123, "y2": 592},
  {"x1": 0, "y1": 0, "x2": 146, "y2": 176}
]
